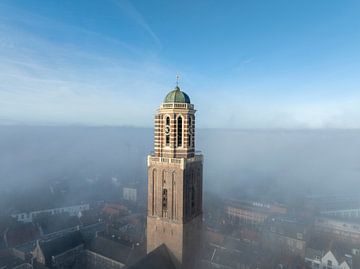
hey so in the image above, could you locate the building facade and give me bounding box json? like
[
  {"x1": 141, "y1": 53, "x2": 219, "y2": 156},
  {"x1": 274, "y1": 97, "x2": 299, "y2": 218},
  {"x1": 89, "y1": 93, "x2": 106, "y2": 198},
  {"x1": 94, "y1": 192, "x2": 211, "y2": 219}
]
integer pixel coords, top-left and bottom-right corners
[
  {"x1": 146, "y1": 86, "x2": 203, "y2": 269},
  {"x1": 12, "y1": 204, "x2": 90, "y2": 223},
  {"x1": 123, "y1": 187, "x2": 137, "y2": 202},
  {"x1": 305, "y1": 249, "x2": 352, "y2": 269},
  {"x1": 263, "y1": 217, "x2": 307, "y2": 257},
  {"x1": 226, "y1": 199, "x2": 287, "y2": 226},
  {"x1": 314, "y1": 218, "x2": 360, "y2": 244}
]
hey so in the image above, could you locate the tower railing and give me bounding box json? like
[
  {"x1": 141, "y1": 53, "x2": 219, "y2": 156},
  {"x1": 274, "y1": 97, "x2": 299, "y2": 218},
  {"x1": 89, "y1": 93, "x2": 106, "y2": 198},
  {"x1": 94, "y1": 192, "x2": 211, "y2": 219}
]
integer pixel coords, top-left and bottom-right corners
[{"x1": 161, "y1": 103, "x2": 194, "y2": 109}]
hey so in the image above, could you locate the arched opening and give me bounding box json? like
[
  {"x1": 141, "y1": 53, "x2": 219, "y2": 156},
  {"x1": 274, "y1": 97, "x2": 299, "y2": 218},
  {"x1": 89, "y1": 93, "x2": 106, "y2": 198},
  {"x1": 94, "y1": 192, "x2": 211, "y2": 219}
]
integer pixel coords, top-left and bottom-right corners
[
  {"x1": 162, "y1": 188, "x2": 168, "y2": 217},
  {"x1": 165, "y1": 116, "x2": 170, "y2": 146},
  {"x1": 177, "y1": 116, "x2": 183, "y2": 147}
]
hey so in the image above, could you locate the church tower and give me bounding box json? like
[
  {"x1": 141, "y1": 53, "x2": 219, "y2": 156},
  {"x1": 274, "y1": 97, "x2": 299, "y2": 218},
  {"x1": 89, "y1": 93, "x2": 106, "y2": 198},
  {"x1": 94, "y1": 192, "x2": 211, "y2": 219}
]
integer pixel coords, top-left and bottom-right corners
[{"x1": 147, "y1": 85, "x2": 203, "y2": 269}]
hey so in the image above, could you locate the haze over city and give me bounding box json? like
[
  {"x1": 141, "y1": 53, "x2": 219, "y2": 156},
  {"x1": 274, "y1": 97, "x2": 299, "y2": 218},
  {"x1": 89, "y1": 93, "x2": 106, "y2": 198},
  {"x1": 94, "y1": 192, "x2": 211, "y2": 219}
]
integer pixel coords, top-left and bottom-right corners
[{"x1": 0, "y1": 1, "x2": 360, "y2": 269}]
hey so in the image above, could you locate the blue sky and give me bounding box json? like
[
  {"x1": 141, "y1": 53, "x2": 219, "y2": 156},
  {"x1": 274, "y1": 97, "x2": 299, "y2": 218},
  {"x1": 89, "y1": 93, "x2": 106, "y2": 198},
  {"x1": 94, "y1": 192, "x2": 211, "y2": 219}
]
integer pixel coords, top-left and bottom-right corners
[{"x1": 0, "y1": 0, "x2": 359, "y2": 128}]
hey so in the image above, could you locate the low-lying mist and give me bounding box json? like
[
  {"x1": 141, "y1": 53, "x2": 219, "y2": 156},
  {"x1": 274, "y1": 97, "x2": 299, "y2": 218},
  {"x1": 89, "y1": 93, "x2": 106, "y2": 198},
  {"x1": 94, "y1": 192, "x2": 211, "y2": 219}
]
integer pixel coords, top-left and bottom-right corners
[{"x1": 0, "y1": 126, "x2": 359, "y2": 209}]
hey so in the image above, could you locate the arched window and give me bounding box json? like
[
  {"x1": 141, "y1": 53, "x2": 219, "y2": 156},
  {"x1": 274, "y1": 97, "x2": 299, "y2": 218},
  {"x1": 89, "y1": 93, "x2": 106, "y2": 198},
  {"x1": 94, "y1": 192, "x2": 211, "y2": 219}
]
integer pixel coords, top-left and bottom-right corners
[
  {"x1": 177, "y1": 116, "x2": 182, "y2": 147},
  {"x1": 165, "y1": 116, "x2": 170, "y2": 146},
  {"x1": 162, "y1": 189, "x2": 168, "y2": 211}
]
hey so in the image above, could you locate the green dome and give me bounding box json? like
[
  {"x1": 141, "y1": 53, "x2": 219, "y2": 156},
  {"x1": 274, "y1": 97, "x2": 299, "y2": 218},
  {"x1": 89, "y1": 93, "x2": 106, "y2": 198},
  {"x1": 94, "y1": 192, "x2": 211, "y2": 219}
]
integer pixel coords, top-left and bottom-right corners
[{"x1": 164, "y1": 86, "x2": 191, "y2": 104}]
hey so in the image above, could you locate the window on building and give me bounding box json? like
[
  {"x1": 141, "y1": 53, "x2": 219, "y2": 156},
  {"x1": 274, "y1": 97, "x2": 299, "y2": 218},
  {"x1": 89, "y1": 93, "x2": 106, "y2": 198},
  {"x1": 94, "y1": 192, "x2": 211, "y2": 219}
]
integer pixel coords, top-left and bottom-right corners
[
  {"x1": 165, "y1": 116, "x2": 170, "y2": 146},
  {"x1": 177, "y1": 116, "x2": 182, "y2": 147},
  {"x1": 162, "y1": 189, "x2": 168, "y2": 211}
]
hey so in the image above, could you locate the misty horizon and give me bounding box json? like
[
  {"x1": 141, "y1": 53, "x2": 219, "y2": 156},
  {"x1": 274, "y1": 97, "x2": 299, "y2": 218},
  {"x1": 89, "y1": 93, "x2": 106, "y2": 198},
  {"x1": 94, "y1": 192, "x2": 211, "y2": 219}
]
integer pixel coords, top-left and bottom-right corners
[
  {"x1": 1, "y1": 126, "x2": 358, "y2": 202},
  {"x1": 1, "y1": 1, "x2": 360, "y2": 268}
]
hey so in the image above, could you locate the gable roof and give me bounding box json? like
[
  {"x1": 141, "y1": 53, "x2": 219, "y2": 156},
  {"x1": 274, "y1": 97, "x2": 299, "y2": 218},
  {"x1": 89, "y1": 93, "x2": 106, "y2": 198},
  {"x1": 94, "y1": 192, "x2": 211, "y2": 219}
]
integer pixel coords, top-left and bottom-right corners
[
  {"x1": 127, "y1": 244, "x2": 176, "y2": 269},
  {"x1": 323, "y1": 250, "x2": 339, "y2": 264},
  {"x1": 39, "y1": 231, "x2": 84, "y2": 261},
  {"x1": 6, "y1": 222, "x2": 39, "y2": 247},
  {"x1": 305, "y1": 247, "x2": 323, "y2": 260},
  {"x1": 87, "y1": 236, "x2": 133, "y2": 265},
  {"x1": 0, "y1": 252, "x2": 28, "y2": 268},
  {"x1": 340, "y1": 260, "x2": 351, "y2": 269}
]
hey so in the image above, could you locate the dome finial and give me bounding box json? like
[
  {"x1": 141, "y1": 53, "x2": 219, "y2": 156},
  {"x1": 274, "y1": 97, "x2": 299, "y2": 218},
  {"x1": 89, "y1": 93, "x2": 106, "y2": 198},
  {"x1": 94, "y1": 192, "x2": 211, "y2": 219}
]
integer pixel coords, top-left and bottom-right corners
[
  {"x1": 176, "y1": 74, "x2": 180, "y2": 88},
  {"x1": 164, "y1": 79, "x2": 191, "y2": 104}
]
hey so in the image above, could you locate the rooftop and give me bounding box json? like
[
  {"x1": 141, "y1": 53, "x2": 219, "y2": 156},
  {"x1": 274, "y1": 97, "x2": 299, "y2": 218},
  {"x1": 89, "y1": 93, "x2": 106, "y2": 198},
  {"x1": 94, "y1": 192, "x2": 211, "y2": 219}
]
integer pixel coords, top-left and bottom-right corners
[{"x1": 163, "y1": 86, "x2": 191, "y2": 104}]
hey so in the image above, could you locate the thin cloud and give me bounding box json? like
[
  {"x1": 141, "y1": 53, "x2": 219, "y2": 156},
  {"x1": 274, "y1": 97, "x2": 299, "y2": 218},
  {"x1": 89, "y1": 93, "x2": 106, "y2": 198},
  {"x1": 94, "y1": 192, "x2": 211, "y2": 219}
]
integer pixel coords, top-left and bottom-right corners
[
  {"x1": 111, "y1": 0, "x2": 162, "y2": 49},
  {"x1": 0, "y1": 2, "x2": 359, "y2": 129},
  {"x1": 0, "y1": 6, "x2": 172, "y2": 126}
]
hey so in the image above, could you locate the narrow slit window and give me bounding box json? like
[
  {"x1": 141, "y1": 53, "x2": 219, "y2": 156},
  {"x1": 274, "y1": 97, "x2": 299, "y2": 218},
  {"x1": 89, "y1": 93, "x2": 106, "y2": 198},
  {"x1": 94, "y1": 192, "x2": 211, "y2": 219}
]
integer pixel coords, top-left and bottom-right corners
[
  {"x1": 165, "y1": 116, "x2": 170, "y2": 146},
  {"x1": 177, "y1": 116, "x2": 182, "y2": 147},
  {"x1": 162, "y1": 189, "x2": 168, "y2": 211}
]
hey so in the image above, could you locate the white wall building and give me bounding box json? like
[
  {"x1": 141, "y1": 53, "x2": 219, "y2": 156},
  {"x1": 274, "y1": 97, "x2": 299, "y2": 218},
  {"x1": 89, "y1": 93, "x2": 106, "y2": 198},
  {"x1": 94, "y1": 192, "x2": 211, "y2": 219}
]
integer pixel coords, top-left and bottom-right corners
[
  {"x1": 305, "y1": 249, "x2": 352, "y2": 269},
  {"x1": 321, "y1": 208, "x2": 360, "y2": 219},
  {"x1": 123, "y1": 187, "x2": 137, "y2": 202},
  {"x1": 315, "y1": 218, "x2": 360, "y2": 243},
  {"x1": 12, "y1": 204, "x2": 90, "y2": 223}
]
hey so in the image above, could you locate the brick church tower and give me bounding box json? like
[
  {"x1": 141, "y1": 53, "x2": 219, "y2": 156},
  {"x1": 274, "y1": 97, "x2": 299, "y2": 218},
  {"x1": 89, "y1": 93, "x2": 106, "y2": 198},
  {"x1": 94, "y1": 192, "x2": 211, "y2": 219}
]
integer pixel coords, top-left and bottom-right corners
[{"x1": 147, "y1": 85, "x2": 203, "y2": 269}]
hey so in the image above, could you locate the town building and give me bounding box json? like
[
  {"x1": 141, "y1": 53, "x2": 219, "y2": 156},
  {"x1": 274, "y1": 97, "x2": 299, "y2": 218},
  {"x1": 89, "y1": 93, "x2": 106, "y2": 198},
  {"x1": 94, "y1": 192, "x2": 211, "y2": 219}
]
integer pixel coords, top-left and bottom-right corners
[
  {"x1": 321, "y1": 207, "x2": 360, "y2": 220},
  {"x1": 314, "y1": 218, "x2": 360, "y2": 244},
  {"x1": 32, "y1": 231, "x2": 85, "y2": 268},
  {"x1": 262, "y1": 216, "x2": 308, "y2": 257},
  {"x1": 226, "y1": 199, "x2": 287, "y2": 226},
  {"x1": 12, "y1": 204, "x2": 90, "y2": 223},
  {"x1": 0, "y1": 250, "x2": 33, "y2": 269},
  {"x1": 79, "y1": 236, "x2": 142, "y2": 269},
  {"x1": 305, "y1": 238, "x2": 354, "y2": 269},
  {"x1": 306, "y1": 195, "x2": 360, "y2": 220},
  {"x1": 102, "y1": 204, "x2": 129, "y2": 218},
  {"x1": 123, "y1": 187, "x2": 137, "y2": 203}
]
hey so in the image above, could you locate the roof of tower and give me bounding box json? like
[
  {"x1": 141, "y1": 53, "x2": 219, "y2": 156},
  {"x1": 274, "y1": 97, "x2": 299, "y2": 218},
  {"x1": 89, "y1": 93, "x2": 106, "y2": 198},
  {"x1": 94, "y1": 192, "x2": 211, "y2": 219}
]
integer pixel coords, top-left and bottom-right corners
[{"x1": 163, "y1": 86, "x2": 191, "y2": 104}]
